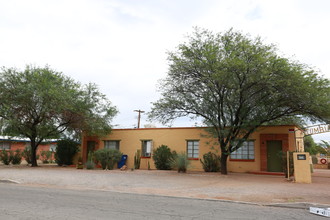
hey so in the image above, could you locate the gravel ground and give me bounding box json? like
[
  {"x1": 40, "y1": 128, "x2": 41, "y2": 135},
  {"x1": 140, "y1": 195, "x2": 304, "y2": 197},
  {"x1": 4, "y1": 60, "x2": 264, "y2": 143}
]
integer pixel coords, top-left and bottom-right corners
[{"x1": 0, "y1": 165, "x2": 329, "y2": 206}]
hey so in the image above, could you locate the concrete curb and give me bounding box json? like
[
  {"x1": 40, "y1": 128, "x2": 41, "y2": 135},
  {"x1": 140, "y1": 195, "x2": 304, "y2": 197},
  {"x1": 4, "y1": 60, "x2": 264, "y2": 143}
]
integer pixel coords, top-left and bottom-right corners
[{"x1": 0, "y1": 179, "x2": 20, "y2": 184}]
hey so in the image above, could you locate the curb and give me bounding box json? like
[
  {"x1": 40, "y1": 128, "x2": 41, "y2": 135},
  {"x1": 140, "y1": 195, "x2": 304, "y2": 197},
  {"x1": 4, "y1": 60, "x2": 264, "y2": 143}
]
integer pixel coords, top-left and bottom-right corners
[{"x1": 0, "y1": 179, "x2": 20, "y2": 184}]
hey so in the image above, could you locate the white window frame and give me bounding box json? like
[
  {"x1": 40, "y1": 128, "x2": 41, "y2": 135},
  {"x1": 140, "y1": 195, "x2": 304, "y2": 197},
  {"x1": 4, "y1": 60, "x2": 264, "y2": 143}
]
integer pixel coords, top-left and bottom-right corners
[
  {"x1": 0, "y1": 141, "x2": 10, "y2": 150},
  {"x1": 230, "y1": 140, "x2": 255, "y2": 160},
  {"x1": 187, "y1": 140, "x2": 199, "y2": 159},
  {"x1": 141, "y1": 140, "x2": 152, "y2": 157}
]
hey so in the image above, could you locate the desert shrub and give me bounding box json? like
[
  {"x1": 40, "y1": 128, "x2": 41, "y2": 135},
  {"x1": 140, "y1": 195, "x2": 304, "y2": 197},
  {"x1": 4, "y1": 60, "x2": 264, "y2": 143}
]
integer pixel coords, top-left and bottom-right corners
[
  {"x1": 22, "y1": 145, "x2": 39, "y2": 164},
  {"x1": 171, "y1": 153, "x2": 190, "y2": 173},
  {"x1": 85, "y1": 152, "x2": 95, "y2": 170},
  {"x1": 0, "y1": 150, "x2": 13, "y2": 165},
  {"x1": 94, "y1": 148, "x2": 122, "y2": 170},
  {"x1": 311, "y1": 155, "x2": 318, "y2": 164},
  {"x1": 40, "y1": 151, "x2": 53, "y2": 164},
  {"x1": 200, "y1": 152, "x2": 221, "y2": 172},
  {"x1": 152, "y1": 145, "x2": 175, "y2": 170},
  {"x1": 11, "y1": 149, "x2": 22, "y2": 165},
  {"x1": 55, "y1": 139, "x2": 79, "y2": 166}
]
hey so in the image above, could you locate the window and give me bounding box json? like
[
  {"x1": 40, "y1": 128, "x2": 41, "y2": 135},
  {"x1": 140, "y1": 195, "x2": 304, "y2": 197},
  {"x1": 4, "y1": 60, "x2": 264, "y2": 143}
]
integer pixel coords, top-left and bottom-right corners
[
  {"x1": 0, "y1": 141, "x2": 10, "y2": 150},
  {"x1": 141, "y1": 140, "x2": 152, "y2": 157},
  {"x1": 50, "y1": 144, "x2": 57, "y2": 152},
  {"x1": 187, "y1": 140, "x2": 199, "y2": 158},
  {"x1": 104, "y1": 140, "x2": 120, "y2": 150},
  {"x1": 230, "y1": 141, "x2": 255, "y2": 160}
]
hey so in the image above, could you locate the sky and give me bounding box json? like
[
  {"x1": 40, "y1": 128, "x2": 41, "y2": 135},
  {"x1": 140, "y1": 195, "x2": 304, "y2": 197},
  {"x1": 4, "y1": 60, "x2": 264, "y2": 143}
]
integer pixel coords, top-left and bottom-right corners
[{"x1": 0, "y1": 0, "x2": 329, "y2": 141}]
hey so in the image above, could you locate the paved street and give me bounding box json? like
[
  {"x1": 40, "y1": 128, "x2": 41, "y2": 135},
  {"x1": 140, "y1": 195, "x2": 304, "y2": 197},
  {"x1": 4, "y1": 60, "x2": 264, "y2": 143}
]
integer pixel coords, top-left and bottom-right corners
[{"x1": 0, "y1": 183, "x2": 324, "y2": 220}]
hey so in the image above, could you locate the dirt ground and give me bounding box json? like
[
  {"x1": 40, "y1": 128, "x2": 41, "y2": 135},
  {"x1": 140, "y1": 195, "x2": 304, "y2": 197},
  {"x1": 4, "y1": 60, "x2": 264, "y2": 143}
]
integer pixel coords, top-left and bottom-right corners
[{"x1": 0, "y1": 165, "x2": 329, "y2": 206}]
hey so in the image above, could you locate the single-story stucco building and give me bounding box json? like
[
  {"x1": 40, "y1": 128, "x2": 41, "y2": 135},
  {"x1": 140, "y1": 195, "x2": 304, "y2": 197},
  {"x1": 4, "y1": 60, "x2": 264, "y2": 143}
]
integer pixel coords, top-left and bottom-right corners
[{"x1": 81, "y1": 125, "x2": 304, "y2": 173}]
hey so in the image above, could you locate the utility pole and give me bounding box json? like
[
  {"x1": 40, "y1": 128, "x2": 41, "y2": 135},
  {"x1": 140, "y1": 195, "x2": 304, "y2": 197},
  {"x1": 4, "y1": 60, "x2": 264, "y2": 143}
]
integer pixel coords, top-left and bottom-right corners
[{"x1": 134, "y1": 109, "x2": 145, "y2": 129}]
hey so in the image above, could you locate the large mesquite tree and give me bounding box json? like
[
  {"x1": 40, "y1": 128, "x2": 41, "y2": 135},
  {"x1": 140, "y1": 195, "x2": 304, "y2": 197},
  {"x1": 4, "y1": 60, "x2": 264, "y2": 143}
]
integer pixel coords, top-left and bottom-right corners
[
  {"x1": 149, "y1": 28, "x2": 330, "y2": 174},
  {"x1": 0, "y1": 65, "x2": 117, "y2": 166}
]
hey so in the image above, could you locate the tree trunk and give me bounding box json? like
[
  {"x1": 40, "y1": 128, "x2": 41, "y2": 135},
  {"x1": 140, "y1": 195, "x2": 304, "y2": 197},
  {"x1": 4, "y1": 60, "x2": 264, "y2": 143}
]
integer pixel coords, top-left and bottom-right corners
[
  {"x1": 30, "y1": 138, "x2": 38, "y2": 167},
  {"x1": 220, "y1": 153, "x2": 228, "y2": 175}
]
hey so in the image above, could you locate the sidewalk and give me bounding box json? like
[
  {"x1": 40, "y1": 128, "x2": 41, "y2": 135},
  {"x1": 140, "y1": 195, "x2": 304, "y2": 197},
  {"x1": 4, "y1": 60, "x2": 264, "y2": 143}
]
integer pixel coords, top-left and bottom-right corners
[{"x1": 0, "y1": 165, "x2": 329, "y2": 207}]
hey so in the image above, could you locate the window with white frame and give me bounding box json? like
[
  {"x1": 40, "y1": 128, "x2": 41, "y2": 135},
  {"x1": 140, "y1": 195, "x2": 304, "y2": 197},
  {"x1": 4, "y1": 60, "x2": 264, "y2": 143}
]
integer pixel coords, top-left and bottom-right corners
[
  {"x1": 187, "y1": 140, "x2": 199, "y2": 158},
  {"x1": 0, "y1": 141, "x2": 10, "y2": 150},
  {"x1": 230, "y1": 141, "x2": 255, "y2": 160},
  {"x1": 50, "y1": 144, "x2": 57, "y2": 152},
  {"x1": 104, "y1": 140, "x2": 120, "y2": 150},
  {"x1": 141, "y1": 140, "x2": 152, "y2": 157}
]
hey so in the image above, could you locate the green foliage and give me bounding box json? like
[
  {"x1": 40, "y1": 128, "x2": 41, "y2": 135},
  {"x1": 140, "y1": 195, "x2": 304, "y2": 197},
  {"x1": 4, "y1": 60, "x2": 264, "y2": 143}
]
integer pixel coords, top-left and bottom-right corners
[
  {"x1": 0, "y1": 65, "x2": 117, "y2": 166},
  {"x1": 317, "y1": 140, "x2": 330, "y2": 156},
  {"x1": 94, "y1": 148, "x2": 122, "y2": 170},
  {"x1": 22, "y1": 145, "x2": 39, "y2": 164},
  {"x1": 85, "y1": 152, "x2": 95, "y2": 169},
  {"x1": 171, "y1": 153, "x2": 190, "y2": 173},
  {"x1": 40, "y1": 151, "x2": 53, "y2": 164},
  {"x1": 149, "y1": 27, "x2": 330, "y2": 174},
  {"x1": 0, "y1": 150, "x2": 12, "y2": 165},
  {"x1": 200, "y1": 152, "x2": 221, "y2": 172},
  {"x1": 11, "y1": 149, "x2": 22, "y2": 165},
  {"x1": 134, "y1": 149, "x2": 141, "y2": 169},
  {"x1": 311, "y1": 155, "x2": 318, "y2": 164},
  {"x1": 55, "y1": 139, "x2": 79, "y2": 166},
  {"x1": 152, "y1": 145, "x2": 175, "y2": 170}
]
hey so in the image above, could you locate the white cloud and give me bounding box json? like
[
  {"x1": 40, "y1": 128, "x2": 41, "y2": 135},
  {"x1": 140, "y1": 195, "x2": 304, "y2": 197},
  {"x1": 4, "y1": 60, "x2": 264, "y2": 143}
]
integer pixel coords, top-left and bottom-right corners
[{"x1": 0, "y1": 0, "x2": 329, "y2": 140}]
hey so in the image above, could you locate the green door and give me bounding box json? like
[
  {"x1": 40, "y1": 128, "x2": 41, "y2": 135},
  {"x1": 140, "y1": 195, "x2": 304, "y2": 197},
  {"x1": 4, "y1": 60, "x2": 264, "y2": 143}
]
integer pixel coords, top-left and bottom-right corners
[
  {"x1": 267, "y1": 140, "x2": 283, "y2": 172},
  {"x1": 86, "y1": 141, "x2": 96, "y2": 160}
]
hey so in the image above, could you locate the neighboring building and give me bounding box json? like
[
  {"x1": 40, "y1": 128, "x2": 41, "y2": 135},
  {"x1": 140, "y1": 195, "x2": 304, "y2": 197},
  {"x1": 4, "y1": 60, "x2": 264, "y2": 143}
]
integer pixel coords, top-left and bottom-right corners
[
  {"x1": 0, "y1": 137, "x2": 57, "y2": 155},
  {"x1": 82, "y1": 125, "x2": 304, "y2": 173}
]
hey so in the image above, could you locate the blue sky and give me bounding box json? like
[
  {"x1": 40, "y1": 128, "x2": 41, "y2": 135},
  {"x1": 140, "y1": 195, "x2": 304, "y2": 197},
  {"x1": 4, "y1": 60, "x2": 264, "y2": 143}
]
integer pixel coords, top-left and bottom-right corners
[{"x1": 0, "y1": 0, "x2": 329, "y2": 142}]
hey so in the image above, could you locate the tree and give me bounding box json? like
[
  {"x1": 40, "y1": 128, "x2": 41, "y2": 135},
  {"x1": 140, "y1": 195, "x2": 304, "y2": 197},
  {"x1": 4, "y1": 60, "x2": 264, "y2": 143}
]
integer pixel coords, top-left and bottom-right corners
[
  {"x1": 0, "y1": 65, "x2": 117, "y2": 166},
  {"x1": 149, "y1": 28, "x2": 330, "y2": 174}
]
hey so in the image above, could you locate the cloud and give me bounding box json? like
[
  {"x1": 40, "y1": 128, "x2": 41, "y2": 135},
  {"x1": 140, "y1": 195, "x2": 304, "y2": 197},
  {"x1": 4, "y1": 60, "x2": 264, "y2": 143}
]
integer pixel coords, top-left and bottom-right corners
[{"x1": 0, "y1": 0, "x2": 329, "y2": 134}]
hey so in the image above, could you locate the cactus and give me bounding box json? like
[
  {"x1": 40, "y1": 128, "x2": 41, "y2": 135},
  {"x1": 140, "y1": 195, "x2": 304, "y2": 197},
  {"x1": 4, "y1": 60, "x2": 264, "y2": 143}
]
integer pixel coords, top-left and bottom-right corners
[{"x1": 134, "y1": 149, "x2": 141, "y2": 169}]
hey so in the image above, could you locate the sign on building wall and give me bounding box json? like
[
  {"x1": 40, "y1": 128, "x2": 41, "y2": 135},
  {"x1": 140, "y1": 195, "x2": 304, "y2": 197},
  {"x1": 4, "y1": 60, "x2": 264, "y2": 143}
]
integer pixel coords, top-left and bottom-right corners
[{"x1": 304, "y1": 124, "x2": 330, "y2": 136}]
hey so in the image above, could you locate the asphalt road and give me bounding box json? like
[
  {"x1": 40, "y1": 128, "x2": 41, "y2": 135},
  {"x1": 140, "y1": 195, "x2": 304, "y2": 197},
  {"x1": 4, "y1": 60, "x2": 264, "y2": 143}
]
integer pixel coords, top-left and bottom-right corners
[{"x1": 0, "y1": 183, "x2": 324, "y2": 220}]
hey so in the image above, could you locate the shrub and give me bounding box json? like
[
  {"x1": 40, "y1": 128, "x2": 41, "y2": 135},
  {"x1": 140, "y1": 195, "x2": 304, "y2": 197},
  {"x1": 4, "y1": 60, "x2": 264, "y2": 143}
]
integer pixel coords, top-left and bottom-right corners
[
  {"x1": 40, "y1": 151, "x2": 53, "y2": 164},
  {"x1": 85, "y1": 152, "x2": 95, "y2": 170},
  {"x1": 0, "y1": 150, "x2": 12, "y2": 165},
  {"x1": 172, "y1": 153, "x2": 190, "y2": 173},
  {"x1": 94, "y1": 148, "x2": 122, "y2": 170},
  {"x1": 200, "y1": 152, "x2": 221, "y2": 172},
  {"x1": 311, "y1": 155, "x2": 318, "y2": 164},
  {"x1": 55, "y1": 139, "x2": 79, "y2": 166},
  {"x1": 152, "y1": 145, "x2": 175, "y2": 170},
  {"x1": 22, "y1": 145, "x2": 39, "y2": 164},
  {"x1": 11, "y1": 149, "x2": 22, "y2": 165}
]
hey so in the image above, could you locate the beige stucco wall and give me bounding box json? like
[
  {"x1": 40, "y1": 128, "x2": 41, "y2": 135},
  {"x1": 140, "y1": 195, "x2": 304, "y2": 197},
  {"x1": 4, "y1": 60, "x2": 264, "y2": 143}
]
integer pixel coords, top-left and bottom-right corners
[{"x1": 83, "y1": 125, "x2": 301, "y2": 173}]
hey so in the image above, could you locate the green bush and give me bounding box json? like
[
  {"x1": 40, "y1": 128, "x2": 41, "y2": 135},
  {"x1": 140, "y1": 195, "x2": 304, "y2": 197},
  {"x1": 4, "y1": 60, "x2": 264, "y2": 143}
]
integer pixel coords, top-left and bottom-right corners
[
  {"x1": 152, "y1": 145, "x2": 175, "y2": 170},
  {"x1": 172, "y1": 153, "x2": 190, "y2": 173},
  {"x1": 11, "y1": 149, "x2": 22, "y2": 165},
  {"x1": 55, "y1": 139, "x2": 79, "y2": 166},
  {"x1": 94, "y1": 148, "x2": 122, "y2": 170},
  {"x1": 40, "y1": 151, "x2": 53, "y2": 164},
  {"x1": 200, "y1": 152, "x2": 221, "y2": 172},
  {"x1": 85, "y1": 152, "x2": 95, "y2": 170},
  {"x1": 22, "y1": 145, "x2": 39, "y2": 164},
  {"x1": 311, "y1": 155, "x2": 318, "y2": 164},
  {"x1": 0, "y1": 150, "x2": 12, "y2": 165}
]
